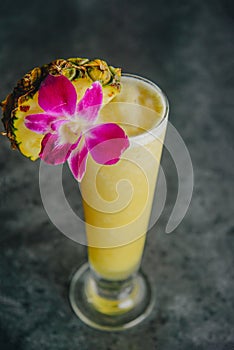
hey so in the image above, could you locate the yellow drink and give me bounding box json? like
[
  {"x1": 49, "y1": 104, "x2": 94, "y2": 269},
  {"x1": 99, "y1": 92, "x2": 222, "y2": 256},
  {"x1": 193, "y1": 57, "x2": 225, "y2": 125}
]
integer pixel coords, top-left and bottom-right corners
[
  {"x1": 80, "y1": 75, "x2": 168, "y2": 281},
  {"x1": 69, "y1": 74, "x2": 169, "y2": 329}
]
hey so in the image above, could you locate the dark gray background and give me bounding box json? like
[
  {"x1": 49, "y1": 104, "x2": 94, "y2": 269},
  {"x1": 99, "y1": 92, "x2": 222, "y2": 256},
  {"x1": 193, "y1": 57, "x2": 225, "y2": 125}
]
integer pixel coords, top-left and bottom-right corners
[{"x1": 0, "y1": 0, "x2": 234, "y2": 349}]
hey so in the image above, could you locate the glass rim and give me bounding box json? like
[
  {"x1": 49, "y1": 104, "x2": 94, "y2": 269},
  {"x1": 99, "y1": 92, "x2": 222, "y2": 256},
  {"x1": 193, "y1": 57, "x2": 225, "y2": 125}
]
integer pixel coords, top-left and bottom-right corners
[{"x1": 121, "y1": 73, "x2": 169, "y2": 142}]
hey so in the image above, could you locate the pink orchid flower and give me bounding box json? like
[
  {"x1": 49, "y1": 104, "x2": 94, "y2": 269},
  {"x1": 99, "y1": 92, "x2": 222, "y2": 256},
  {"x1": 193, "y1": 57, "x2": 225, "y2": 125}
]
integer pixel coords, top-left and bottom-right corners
[{"x1": 24, "y1": 74, "x2": 129, "y2": 181}]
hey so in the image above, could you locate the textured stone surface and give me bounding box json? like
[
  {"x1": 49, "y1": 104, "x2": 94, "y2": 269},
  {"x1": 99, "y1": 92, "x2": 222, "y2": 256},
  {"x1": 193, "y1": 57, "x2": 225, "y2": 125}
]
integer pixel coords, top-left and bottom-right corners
[{"x1": 0, "y1": 0, "x2": 234, "y2": 349}]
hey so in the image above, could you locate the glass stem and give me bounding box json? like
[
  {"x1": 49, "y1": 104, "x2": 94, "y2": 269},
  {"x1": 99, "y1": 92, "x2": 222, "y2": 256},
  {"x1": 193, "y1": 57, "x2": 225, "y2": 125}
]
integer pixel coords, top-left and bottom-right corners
[{"x1": 85, "y1": 268, "x2": 140, "y2": 315}]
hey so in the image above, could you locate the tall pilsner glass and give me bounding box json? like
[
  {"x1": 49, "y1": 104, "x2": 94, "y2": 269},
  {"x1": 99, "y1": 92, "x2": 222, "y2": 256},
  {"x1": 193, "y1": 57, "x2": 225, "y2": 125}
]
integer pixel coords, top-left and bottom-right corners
[{"x1": 69, "y1": 74, "x2": 169, "y2": 330}]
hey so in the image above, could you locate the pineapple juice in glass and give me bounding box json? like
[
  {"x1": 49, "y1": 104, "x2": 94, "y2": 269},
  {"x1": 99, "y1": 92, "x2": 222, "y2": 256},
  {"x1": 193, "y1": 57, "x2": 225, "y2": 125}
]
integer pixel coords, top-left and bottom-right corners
[
  {"x1": 0, "y1": 57, "x2": 168, "y2": 332},
  {"x1": 69, "y1": 74, "x2": 169, "y2": 330}
]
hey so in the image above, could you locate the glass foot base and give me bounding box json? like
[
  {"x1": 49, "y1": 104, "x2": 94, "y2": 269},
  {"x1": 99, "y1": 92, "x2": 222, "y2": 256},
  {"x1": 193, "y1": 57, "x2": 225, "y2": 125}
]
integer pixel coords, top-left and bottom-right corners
[{"x1": 69, "y1": 263, "x2": 155, "y2": 331}]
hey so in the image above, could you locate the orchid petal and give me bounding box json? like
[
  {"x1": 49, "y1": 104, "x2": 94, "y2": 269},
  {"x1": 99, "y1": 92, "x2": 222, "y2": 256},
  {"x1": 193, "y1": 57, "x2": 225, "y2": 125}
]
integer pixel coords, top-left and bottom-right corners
[
  {"x1": 68, "y1": 142, "x2": 89, "y2": 181},
  {"x1": 38, "y1": 75, "x2": 77, "y2": 115},
  {"x1": 85, "y1": 123, "x2": 129, "y2": 165},
  {"x1": 25, "y1": 113, "x2": 57, "y2": 134},
  {"x1": 76, "y1": 81, "x2": 103, "y2": 123},
  {"x1": 39, "y1": 133, "x2": 73, "y2": 165}
]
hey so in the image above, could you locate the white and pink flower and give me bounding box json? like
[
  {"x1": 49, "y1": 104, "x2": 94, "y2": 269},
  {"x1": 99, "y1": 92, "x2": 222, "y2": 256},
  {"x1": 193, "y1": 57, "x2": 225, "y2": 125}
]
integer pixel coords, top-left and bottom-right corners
[{"x1": 25, "y1": 75, "x2": 129, "y2": 181}]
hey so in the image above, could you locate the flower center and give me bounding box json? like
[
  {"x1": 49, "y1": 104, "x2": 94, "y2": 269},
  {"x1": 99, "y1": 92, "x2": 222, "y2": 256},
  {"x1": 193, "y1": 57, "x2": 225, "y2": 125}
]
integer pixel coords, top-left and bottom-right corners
[{"x1": 58, "y1": 116, "x2": 88, "y2": 144}]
